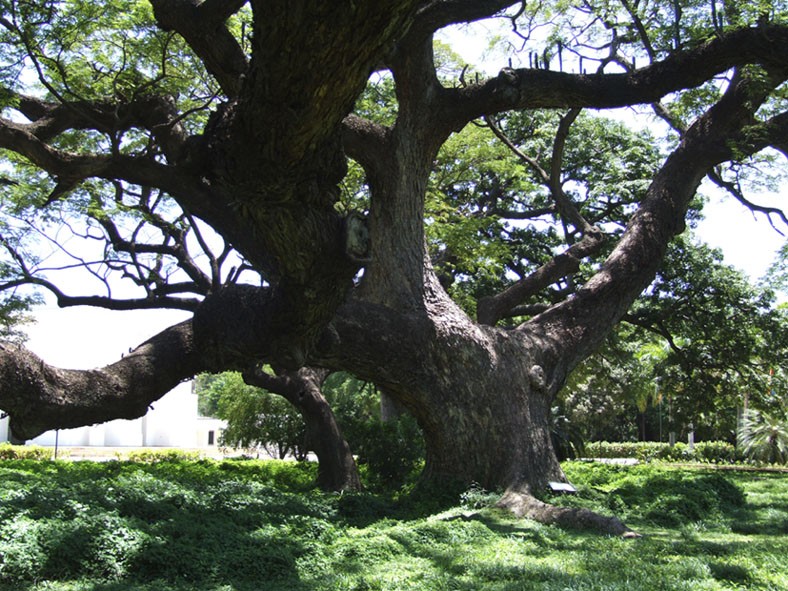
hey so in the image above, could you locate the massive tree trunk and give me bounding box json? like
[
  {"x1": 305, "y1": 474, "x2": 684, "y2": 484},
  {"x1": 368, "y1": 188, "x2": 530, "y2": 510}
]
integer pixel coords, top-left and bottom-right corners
[{"x1": 1, "y1": 1, "x2": 786, "y2": 536}]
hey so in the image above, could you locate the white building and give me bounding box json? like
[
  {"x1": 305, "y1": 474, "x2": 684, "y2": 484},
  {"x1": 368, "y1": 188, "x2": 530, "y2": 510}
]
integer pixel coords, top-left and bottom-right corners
[{"x1": 0, "y1": 381, "x2": 226, "y2": 449}]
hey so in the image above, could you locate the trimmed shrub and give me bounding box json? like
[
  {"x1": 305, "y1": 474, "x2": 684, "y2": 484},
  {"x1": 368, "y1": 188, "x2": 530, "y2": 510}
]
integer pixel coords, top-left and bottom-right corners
[
  {"x1": 122, "y1": 449, "x2": 202, "y2": 463},
  {"x1": 0, "y1": 443, "x2": 50, "y2": 460},
  {"x1": 584, "y1": 441, "x2": 743, "y2": 464}
]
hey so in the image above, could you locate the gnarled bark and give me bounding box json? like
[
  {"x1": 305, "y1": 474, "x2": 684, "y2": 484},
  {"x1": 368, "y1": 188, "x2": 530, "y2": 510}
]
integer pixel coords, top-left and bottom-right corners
[{"x1": 0, "y1": 320, "x2": 199, "y2": 439}]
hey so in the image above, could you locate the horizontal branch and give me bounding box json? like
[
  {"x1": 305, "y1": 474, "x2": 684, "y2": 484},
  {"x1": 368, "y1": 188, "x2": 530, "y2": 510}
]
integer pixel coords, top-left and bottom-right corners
[
  {"x1": 0, "y1": 118, "x2": 219, "y2": 213},
  {"x1": 439, "y1": 24, "x2": 788, "y2": 130},
  {"x1": 0, "y1": 281, "x2": 417, "y2": 440},
  {"x1": 0, "y1": 283, "x2": 283, "y2": 439},
  {"x1": 0, "y1": 319, "x2": 200, "y2": 438},
  {"x1": 12, "y1": 93, "x2": 187, "y2": 161},
  {"x1": 341, "y1": 114, "x2": 391, "y2": 176}
]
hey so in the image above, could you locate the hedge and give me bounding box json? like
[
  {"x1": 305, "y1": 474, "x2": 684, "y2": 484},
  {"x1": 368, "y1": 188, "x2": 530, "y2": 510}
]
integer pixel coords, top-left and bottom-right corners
[
  {"x1": 583, "y1": 441, "x2": 745, "y2": 464},
  {"x1": 0, "y1": 443, "x2": 51, "y2": 460}
]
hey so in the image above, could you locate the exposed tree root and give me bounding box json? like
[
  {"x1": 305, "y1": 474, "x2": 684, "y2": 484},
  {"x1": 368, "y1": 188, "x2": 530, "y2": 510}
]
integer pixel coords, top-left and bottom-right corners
[{"x1": 497, "y1": 490, "x2": 640, "y2": 537}]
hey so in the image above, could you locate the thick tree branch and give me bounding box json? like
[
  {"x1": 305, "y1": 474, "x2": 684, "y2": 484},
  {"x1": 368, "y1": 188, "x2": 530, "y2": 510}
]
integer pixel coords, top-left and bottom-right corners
[
  {"x1": 242, "y1": 365, "x2": 362, "y2": 491},
  {"x1": 0, "y1": 283, "x2": 294, "y2": 439},
  {"x1": 407, "y1": 0, "x2": 518, "y2": 42},
  {"x1": 522, "y1": 70, "x2": 788, "y2": 394},
  {"x1": 12, "y1": 92, "x2": 188, "y2": 162},
  {"x1": 437, "y1": 25, "x2": 788, "y2": 132},
  {"x1": 149, "y1": 0, "x2": 248, "y2": 97},
  {"x1": 0, "y1": 282, "x2": 419, "y2": 444},
  {"x1": 0, "y1": 119, "x2": 222, "y2": 216},
  {"x1": 341, "y1": 114, "x2": 392, "y2": 178},
  {"x1": 0, "y1": 319, "x2": 199, "y2": 439},
  {"x1": 199, "y1": 0, "x2": 248, "y2": 24},
  {"x1": 477, "y1": 230, "x2": 606, "y2": 326}
]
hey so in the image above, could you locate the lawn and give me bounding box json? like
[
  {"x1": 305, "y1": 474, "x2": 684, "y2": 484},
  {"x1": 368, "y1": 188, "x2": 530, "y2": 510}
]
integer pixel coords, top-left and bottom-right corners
[{"x1": 0, "y1": 458, "x2": 785, "y2": 590}]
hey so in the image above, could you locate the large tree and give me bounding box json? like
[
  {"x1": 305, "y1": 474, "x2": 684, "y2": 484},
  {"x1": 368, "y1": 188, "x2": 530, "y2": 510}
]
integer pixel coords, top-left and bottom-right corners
[{"x1": 1, "y1": 0, "x2": 787, "y2": 532}]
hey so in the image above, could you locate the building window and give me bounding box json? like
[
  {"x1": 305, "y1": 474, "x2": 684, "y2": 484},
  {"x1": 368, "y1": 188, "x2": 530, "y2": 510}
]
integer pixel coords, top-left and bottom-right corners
[{"x1": 208, "y1": 430, "x2": 215, "y2": 446}]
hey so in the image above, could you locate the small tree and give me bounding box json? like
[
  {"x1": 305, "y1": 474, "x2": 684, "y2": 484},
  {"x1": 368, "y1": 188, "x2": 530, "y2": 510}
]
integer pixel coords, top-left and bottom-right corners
[
  {"x1": 197, "y1": 371, "x2": 307, "y2": 460},
  {"x1": 738, "y1": 409, "x2": 788, "y2": 464}
]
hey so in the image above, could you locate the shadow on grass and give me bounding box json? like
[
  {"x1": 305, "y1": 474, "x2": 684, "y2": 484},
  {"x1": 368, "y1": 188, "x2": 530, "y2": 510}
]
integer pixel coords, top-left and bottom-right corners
[{"x1": 0, "y1": 461, "x2": 327, "y2": 589}]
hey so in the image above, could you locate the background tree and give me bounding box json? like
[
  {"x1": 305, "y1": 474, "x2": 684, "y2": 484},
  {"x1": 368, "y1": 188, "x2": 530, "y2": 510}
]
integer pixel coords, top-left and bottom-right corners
[
  {"x1": 563, "y1": 238, "x2": 788, "y2": 443},
  {"x1": 0, "y1": 1, "x2": 786, "y2": 533},
  {"x1": 738, "y1": 408, "x2": 788, "y2": 464},
  {"x1": 195, "y1": 371, "x2": 308, "y2": 460},
  {"x1": 198, "y1": 370, "x2": 425, "y2": 489}
]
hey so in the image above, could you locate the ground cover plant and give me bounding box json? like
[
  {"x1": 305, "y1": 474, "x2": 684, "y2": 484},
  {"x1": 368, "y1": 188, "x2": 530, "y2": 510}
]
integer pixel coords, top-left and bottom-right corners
[{"x1": 0, "y1": 458, "x2": 786, "y2": 591}]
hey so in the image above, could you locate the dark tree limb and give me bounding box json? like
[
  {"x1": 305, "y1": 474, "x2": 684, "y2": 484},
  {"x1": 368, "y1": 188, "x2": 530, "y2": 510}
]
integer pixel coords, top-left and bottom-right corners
[
  {"x1": 149, "y1": 0, "x2": 248, "y2": 97},
  {"x1": 342, "y1": 114, "x2": 392, "y2": 178},
  {"x1": 521, "y1": 70, "x2": 788, "y2": 394},
  {"x1": 407, "y1": 0, "x2": 519, "y2": 42},
  {"x1": 0, "y1": 320, "x2": 199, "y2": 439},
  {"x1": 477, "y1": 230, "x2": 606, "y2": 326},
  {"x1": 12, "y1": 93, "x2": 188, "y2": 161},
  {"x1": 198, "y1": 0, "x2": 248, "y2": 24},
  {"x1": 437, "y1": 25, "x2": 788, "y2": 133},
  {"x1": 242, "y1": 366, "x2": 362, "y2": 492}
]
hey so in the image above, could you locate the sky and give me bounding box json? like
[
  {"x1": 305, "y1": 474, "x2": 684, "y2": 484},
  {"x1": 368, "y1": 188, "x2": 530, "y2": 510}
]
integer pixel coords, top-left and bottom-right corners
[
  {"x1": 18, "y1": 21, "x2": 788, "y2": 371},
  {"x1": 694, "y1": 192, "x2": 785, "y2": 281}
]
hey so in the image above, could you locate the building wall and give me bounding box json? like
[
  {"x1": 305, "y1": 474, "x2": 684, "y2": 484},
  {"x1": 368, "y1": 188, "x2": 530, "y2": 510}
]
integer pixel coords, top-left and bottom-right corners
[{"x1": 196, "y1": 417, "x2": 227, "y2": 448}]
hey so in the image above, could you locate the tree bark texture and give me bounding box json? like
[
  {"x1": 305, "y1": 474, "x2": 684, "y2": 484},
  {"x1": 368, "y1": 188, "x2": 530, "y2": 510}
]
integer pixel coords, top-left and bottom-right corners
[{"x1": 243, "y1": 367, "x2": 362, "y2": 492}]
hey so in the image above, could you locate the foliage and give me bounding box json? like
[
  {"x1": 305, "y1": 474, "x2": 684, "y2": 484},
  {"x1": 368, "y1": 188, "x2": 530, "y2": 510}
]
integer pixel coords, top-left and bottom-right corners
[
  {"x1": 121, "y1": 448, "x2": 201, "y2": 463},
  {"x1": 0, "y1": 443, "x2": 49, "y2": 460},
  {"x1": 348, "y1": 415, "x2": 425, "y2": 490},
  {"x1": 0, "y1": 291, "x2": 39, "y2": 343},
  {"x1": 195, "y1": 372, "x2": 308, "y2": 460},
  {"x1": 323, "y1": 372, "x2": 425, "y2": 490},
  {"x1": 0, "y1": 459, "x2": 785, "y2": 590},
  {"x1": 426, "y1": 110, "x2": 662, "y2": 316},
  {"x1": 196, "y1": 370, "x2": 426, "y2": 488},
  {"x1": 563, "y1": 238, "x2": 788, "y2": 443},
  {"x1": 765, "y1": 241, "x2": 788, "y2": 295},
  {"x1": 557, "y1": 463, "x2": 748, "y2": 528},
  {"x1": 738, "y1": 408, "x2": 788, "y2": 464},
  {"x1": 583, "y1": 441, "x2": 744, "y2": 464},
  {"x1": 549, "y1": 406, "x2": 586, "y2": 461}
]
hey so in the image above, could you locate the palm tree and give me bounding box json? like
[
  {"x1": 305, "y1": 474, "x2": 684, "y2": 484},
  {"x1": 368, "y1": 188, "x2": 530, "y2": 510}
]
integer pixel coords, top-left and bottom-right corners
[{"x1": 738, "y1": 409, "x2": 788, "y2": 464}]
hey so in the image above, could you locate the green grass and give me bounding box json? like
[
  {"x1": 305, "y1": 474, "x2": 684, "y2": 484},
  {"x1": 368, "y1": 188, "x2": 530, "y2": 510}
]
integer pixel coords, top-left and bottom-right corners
[{"x1": 0, "y1": 459, "x2": 785, "y2": 591}]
